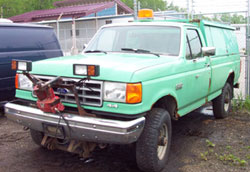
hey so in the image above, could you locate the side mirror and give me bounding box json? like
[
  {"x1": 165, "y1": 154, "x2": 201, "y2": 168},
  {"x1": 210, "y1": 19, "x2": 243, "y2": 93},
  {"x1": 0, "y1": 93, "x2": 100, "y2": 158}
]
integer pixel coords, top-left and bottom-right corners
[
  {"x1": 202, "y1": 47, "x2": 216, "y2": 56},
  {"x1": 83, "y1": 44, "x2": 87, "y2": 50}
]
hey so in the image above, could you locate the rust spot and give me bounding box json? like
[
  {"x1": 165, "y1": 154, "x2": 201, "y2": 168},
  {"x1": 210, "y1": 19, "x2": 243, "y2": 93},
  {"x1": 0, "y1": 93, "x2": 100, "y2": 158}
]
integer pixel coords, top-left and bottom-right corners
[
  {"x1": 175, "y1": 113, "x2": 181, "y2": 120},
  {"x1": 190, "y1": 19, "x2": 201, "y2": 23},
  {"x1": 206, "y1": 78, "x2": 212, "y2": 103},
  {"x1": 208, "y1": 78, "x2": 212, "y2": 90}
]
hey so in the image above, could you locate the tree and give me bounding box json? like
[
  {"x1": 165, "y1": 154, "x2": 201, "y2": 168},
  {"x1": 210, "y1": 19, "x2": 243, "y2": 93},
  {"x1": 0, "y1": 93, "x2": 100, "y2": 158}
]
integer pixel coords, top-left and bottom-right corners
[
  {"x1": 217, "y1": 13, "x2": 246, "y2": 24},
  {"x1": 122, "y1": 0, "x2": 167, "y2": 11},
  {"x1": 0, "y1": 0, "x2": 61, "y2": 18}
]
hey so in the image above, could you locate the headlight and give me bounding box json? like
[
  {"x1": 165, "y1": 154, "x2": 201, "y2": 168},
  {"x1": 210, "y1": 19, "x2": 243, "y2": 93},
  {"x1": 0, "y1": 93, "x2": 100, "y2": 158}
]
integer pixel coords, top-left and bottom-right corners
[
  {"x1": 104, "y1": 82, "x2": 126, "y2": 103},
  {"x1": 12, "y1": 60, "x2": 32, "y2": 71},
  {"x1": 16, "y1": 73, "x2": 33, "y2": 91},
  {"x1": 104, "y1": 82, "x2": 142, "y2": 104}
]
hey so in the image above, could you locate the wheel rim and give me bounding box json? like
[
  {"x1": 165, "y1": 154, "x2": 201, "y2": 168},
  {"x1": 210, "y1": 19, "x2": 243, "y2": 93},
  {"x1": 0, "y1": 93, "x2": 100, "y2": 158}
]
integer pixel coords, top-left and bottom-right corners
[
  {"x1": 157, "y1": 123, "x2": 168, "y2": 160},
  {"x1": 224, "y1": 89, "x2": 230, "y2": 112}
]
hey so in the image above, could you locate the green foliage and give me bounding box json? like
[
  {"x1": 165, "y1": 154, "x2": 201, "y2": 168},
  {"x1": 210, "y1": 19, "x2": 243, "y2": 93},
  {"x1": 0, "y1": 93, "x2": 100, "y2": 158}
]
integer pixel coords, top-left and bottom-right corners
[
  {"x1": 206, "y1": 139, "x2": 215, "y2": 148},
  {"x1": 166, "y1": 2, "x2": 186, "y2": 12},
  {"x1": 211, "y1": 13, "x2": 246, "y2": 24},
  {"x1": 200, "y1": 151, "x2": 208, "y2": 161},
  {"x1": 122, "y1": 0, "x2": 167, "y2": 11},
  {"x1": 244, "y1": 96, "x2": 250, "y2": 111},
  {"x1": 0, "y1": 0, "x2": 61, "y2": 18},
  {"x1": 218, "y1": 154, "x2": 247, "y2": 166},
  {"x1": 0, "y1": 0, "x2": 186, "y2": 19},
  {"x1": 233, "y1": 94, "x2": 250, "y2": 112}
]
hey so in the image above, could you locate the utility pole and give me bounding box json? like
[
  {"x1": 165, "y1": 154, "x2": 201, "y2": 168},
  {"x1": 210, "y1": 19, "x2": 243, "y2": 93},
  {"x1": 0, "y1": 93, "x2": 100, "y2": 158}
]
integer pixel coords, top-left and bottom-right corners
[
  {"x1": 190, "y1": 0, "x2": 194, "y2": 19},
  {"x1": 247, "y1": 0, "x2": 250, "y2": 96},
  {"x1": 134, "y1": 0, "x2": 138, "y2": 20},
  {"x1": 187, "y1": 0, "x2": 189, "y2": 19}
]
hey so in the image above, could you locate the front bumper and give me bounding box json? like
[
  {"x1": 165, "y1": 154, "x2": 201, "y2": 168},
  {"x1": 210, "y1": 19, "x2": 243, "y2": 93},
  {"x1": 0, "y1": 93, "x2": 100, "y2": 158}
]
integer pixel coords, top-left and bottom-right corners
[{"x1": 4, "y1": 103, "x2": 145, "y2": 144}]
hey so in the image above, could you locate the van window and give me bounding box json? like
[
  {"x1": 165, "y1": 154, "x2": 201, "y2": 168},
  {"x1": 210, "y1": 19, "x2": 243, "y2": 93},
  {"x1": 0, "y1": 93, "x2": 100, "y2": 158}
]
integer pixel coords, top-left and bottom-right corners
[
  {"x1": 186, "y1": 29, "x2": 202, "y2": 59},
  {"x1": 0, "y1": 27, "x2": 60, "y2": 52},
  {"x1": 210, "y1": 27, "x2": 227, "y2": 56}
]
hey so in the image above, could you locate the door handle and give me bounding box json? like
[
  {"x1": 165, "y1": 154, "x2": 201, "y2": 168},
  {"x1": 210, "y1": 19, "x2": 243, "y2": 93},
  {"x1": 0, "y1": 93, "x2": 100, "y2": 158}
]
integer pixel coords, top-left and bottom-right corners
[
  {"x1": 195, "y1": 75, "x2": 200, "y2": 79},
  {"x1": 205, "y1": 63, "x2": 210, "y2": 67}
]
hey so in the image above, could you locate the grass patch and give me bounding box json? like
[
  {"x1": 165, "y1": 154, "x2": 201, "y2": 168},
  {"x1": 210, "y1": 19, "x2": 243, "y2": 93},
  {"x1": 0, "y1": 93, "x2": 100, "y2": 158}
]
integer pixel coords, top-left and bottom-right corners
[
  {"x1": 200, "y1": 140, "x2": 249, "y2": 167},
  {"x1": 232, "y1": 95, "x2": 250, "y2": 112}
]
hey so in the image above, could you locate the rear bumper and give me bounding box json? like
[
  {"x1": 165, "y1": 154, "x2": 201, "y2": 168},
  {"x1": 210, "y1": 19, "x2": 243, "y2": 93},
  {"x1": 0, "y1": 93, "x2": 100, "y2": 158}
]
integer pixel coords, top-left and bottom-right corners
[{"x1": 4, "y1": 102, "x2": 145, "y2": 144}]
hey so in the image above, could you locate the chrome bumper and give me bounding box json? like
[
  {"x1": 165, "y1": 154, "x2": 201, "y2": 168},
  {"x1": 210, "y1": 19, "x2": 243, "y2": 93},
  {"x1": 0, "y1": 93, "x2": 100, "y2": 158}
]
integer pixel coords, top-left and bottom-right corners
[{"x1": 4, "y1": 103, "x2": 145, "y2": 144}]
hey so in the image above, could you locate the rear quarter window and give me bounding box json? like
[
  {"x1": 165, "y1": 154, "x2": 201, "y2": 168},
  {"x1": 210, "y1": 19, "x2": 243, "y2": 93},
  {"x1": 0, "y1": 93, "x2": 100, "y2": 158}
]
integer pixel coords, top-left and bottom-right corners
[
  {"x1": 210, "y1": 27, "x2": 228, "y2": 56},
  {"x1": 0, "y1": 27, "x2": 60, "y2": 52},
  {"x1": 223, "y1": 29, "x2": 239, "y2": 54}
]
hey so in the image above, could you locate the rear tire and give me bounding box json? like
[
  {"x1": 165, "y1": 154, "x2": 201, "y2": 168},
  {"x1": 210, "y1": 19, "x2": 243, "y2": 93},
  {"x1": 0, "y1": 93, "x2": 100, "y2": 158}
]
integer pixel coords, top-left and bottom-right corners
[
  {"x1": 212, "y1": 82, "x2": 233, "y2": 119},
  {"x1": 0, "y1": 108, "x2": 4, "y2": 116},
  {"x1": 30, "y1": 129, "x2": 44, "y2": 146},
  {"x1": 136, "y1": 108, "x2": 172, "y2": 172}
]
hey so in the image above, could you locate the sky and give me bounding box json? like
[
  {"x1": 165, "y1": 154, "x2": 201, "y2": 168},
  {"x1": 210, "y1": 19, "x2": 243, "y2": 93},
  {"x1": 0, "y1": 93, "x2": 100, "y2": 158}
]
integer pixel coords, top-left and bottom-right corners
[{"x1": 167, "y1": 0, "x2": 249, "y2": 15}]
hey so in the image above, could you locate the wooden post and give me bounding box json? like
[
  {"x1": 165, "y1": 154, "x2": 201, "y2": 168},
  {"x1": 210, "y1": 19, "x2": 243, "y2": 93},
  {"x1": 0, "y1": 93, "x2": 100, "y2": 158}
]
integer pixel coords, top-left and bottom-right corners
[
  {"x1": 56, "y1": 13, "x2": 63, "y2": 40},
  {"x1": 71, "y1": 17, "x2": 78, "y2": 55}
]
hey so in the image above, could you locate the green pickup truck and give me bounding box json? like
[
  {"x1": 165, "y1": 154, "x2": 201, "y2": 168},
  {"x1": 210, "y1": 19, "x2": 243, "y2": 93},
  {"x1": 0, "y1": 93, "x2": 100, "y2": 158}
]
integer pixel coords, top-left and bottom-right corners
[{"x1": 5, "y1": 11, "x2": 240, "y2": 172}]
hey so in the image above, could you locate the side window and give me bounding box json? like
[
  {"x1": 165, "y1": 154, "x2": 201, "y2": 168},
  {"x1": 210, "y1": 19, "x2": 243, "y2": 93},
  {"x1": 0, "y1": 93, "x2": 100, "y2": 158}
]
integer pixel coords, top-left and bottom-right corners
[
  {"x1": 186, "y1": 29, "x2": 202, "y2": 59},
  {"x1": 186, "y1": 36, "x2": 192, "y2": 59},
  {"x1": 204, "y1": 26, "x2": 214, "y2": 47}
]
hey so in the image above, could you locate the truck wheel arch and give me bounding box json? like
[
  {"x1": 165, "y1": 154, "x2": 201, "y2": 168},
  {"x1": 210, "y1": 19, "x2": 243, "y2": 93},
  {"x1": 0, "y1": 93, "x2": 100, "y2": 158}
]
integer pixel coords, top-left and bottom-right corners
[
  {"x1": 227, "y1": 71, "x2": 235, "y2": 87},
  {"x1": 227, "y1": 71, "x2": 235, "y2": 97},
  {"x1": 152, "y1": 95, "x2": 179, "y2": 120}
]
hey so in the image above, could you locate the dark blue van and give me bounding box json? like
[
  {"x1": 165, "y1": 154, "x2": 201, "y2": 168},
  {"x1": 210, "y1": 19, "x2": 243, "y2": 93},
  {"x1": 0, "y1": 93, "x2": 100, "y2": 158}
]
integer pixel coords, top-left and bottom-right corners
[{"x1": 0, "y1": 23, "x2": 63, "y2": 107}]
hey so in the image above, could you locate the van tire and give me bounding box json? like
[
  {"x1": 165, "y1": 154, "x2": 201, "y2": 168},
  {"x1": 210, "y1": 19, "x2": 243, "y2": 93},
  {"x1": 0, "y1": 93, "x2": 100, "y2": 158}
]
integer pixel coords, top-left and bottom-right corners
[
  {"x1": 30, "y1": 129, "x2": 44, "y2": 146},
  {"x1": 212, "y1": 83, "x2": 233, "y2": 119},
  {"x1": 136, "y1": 108, "x2": 172, "y2": 172}
]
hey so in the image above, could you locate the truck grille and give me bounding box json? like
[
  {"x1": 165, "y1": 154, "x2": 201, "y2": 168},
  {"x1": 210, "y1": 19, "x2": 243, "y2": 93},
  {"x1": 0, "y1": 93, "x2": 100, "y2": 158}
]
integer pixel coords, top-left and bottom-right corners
[{"x1": 32, "y1": 75, "x2": 103, "y2": 107}]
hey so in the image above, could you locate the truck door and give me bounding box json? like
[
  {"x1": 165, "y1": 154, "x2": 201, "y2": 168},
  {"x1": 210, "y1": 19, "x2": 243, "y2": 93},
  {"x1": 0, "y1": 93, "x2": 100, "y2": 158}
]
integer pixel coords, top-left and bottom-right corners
[{"x1": 185, "y1": 29, "x2": 211, "y2": 104}]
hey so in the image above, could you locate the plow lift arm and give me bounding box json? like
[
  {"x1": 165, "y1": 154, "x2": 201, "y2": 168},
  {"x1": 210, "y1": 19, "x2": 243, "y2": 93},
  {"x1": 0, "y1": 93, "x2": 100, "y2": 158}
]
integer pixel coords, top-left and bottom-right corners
[{"x1": 23, "y1": 72, "x2": 95, "y2": 117}]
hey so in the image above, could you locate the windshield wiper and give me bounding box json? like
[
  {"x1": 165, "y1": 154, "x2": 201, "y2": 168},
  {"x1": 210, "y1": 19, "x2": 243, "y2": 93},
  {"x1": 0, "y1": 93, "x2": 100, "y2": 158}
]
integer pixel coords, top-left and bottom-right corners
[
  {"x1": 121, "y1": 48, "x2": 160, "y2": 57},
  {"x1": 85, "y1": 50, "x2": 107, "y2": 54}
]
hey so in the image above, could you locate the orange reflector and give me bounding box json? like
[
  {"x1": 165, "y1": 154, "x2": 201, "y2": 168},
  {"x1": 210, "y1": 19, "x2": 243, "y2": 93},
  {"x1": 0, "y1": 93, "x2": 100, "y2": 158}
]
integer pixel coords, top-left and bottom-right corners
[
  {"x1": 87, "y1": 65, "x2": 96, "y2": 76},
  {"x1": 11, "y1": 60, "x2": 17, "y2": 70},
  {"x1": 126, "y1": 83, "x2": 142, "y2": 104},
  {"x1": 15, "y1": 73, "x2": 19, "y2": 89},
  {"x1": 138, "y1": 9, "x2": 154, "y2": 18}
]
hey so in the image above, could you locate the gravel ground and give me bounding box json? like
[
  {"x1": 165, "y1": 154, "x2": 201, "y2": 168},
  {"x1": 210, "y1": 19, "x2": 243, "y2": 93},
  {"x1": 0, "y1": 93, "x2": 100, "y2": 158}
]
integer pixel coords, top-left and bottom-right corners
[{"x1": 0, "y1": 107, "x2": 249, "y2": 172}]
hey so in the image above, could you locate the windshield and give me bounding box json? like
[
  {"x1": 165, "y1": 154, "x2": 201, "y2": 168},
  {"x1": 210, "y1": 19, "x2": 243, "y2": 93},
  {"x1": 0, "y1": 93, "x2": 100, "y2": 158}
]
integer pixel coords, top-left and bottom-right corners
[{"x1": 85, "y1": 25, "x2": 181, "y2": 56}]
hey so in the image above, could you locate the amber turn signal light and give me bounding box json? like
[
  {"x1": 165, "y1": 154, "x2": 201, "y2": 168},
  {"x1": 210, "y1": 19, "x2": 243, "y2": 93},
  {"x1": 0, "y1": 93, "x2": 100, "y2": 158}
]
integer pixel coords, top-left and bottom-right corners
[
  {"x1": 126, "y1": 83, "x2": 142, "y2": 104},
  {"x1": 15, "y1": 73, "x2": 19, "y2": 89},
  {"x1": 138, "y1": 9, "x2": 154, "y2": 18},
  {"x1": 87, "y1": 65, "x2": 99, "y2": 76}
]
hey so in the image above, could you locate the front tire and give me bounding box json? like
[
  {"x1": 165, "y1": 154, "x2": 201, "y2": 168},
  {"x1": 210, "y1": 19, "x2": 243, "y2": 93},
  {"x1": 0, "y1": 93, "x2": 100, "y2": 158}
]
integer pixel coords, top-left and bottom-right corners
[
  {"x1": 30, "y1": 129, "x2": 44, "y2": 146},
  {"x1": 136, "y1": 108, "x2": 172, "y2": 172},
  {"x1": 212, "y1": 82, "x2": 233, "y2": 119}
]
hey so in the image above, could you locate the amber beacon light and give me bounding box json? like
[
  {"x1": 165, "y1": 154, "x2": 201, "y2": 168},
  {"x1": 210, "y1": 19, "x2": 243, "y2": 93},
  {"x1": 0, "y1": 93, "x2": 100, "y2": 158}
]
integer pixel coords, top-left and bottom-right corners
[{"x1": 138, "y1": 9, "x2": 154, "y2": 19}]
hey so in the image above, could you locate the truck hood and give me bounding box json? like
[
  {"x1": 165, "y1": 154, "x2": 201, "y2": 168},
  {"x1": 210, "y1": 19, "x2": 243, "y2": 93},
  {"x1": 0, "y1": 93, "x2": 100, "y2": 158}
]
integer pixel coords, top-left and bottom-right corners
[{"x1": 31, "y1": 53, "x2": 178, "y2": 82}]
